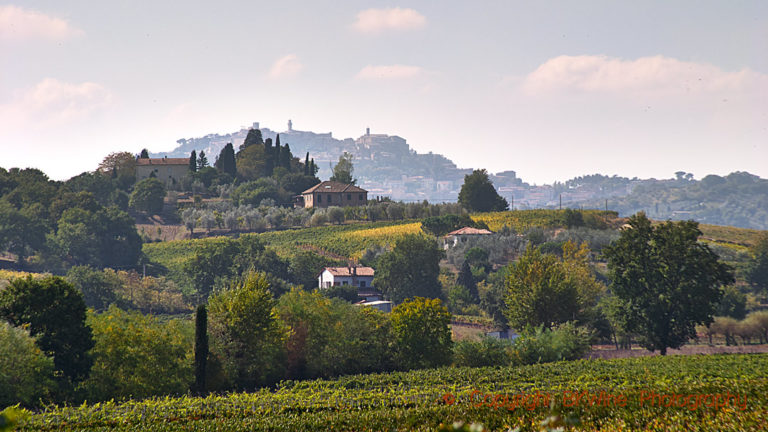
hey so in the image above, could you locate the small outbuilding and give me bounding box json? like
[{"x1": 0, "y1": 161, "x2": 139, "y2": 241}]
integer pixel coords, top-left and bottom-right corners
[
  {"x1": 297, "y1": 181, "x2": 367, "y2": 208},
  {"x1": 443, "y1": 226, "x2": 493, "y2": 249}
]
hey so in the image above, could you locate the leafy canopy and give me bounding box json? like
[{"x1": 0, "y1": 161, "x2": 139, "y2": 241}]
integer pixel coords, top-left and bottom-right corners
[{"x1": 603, "y1": 212, "x2": 734, "y2": 355}]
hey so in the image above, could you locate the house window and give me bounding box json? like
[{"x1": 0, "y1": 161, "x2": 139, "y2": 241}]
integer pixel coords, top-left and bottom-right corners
[
  {"x1": 328, "y1": 194, "x2": 332, "y2": 202},
  {"x1": 347, "y1": 194, "x2": 351, "y2": 200},
  {"x1": 359, "y1": 194, "x2": 363, "y2": 201},
  {"x1": 317, "y1": 194, "x2": 321, "y2": 203}
]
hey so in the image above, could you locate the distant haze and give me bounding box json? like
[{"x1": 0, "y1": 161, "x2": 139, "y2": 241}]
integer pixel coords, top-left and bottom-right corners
[{"x1": 1, "y1": 1, "x2": 766, "y2": 184}]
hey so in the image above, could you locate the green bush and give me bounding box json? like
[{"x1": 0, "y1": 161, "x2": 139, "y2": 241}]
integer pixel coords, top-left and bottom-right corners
[
  {"x1": 511, "y1": 322, "x2": 592, "y2": 365},
  {"x1": 453, "y1": 337, "x2": 512, "y2": 367},
  {"x1": 0, "y1": 321, "x2": 55, "y2": 408}
]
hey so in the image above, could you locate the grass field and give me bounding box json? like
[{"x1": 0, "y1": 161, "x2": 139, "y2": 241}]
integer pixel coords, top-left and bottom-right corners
[{"x1": 14, "y1": 353, "x2": 768, "y2": 431}]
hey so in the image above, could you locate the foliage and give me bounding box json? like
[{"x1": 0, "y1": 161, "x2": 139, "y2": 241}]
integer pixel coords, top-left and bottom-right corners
[
  {"x1": 329, "y1": 151, "x2": 355, "y2": 185},
  {"x1": 420, "y1": 214, "x2": 485, "y2": 237},
  {"x1": 511, "y1": 322, "x2": 592, "y2": 365},
  {"x1": 458, "y1": 169, "x2": 508, "y2": 213},
  {"x1": 374, "y1": 234, "x2": 444, "y2": 303},
  {"x1": 0, "y1": 321, "x2": 55, "y2": 408},
  {"x1": 745, "y1": 232, "x2": 768, "y2": 293},
  {"x1": 194, "y1": 304, "x2": 208, "y2": 395},
  {"x1": 129, "y1": 178, "x2": 165, "y2": 214},
  {"x1": 208, "y1": 272, "x2": 286, "y2": 390},
  {"x1": 14, "y1": 353, "x2": 768, "y2": 431},
  {"x1": 276, "y1": 289, "x2": 393, "y2": 379},
  {"x1": 65, "y1": 265, "x2": 120, "y2": 311},
  {"x1": 715, "y1": 285, "x2": 747, "y2": 319},
  {"x1": 97, "y1": 152, "x2": 136, "y2": 180},
  {"x1": 0, "y1": 276, "x2": 94, "y2": 384},
  {"x1": 453, "y1": 336, "x2": 512, "y2": 368},
  {"x1": 604, "y1": 212, "x2": 734, "y2": 354},
  {"x1": 83, "y1": 306, "x2": 193, "y2": 401},
  {"x1": 214, "y1": 143, "x2": 237, "y2": 178},
  {"x1": 391, "y1": 297, "x2": 452, "y2": 370},
  {"x1": 49, "y1": 206, "x2": 142, "y2": 270},
  {"x1": 288, "y1": 250, "x2": 344, "y2": 290},
  {"x1": 504, "y1": 242, "x2": 603, "y2": 330},
  {"x1": 472, "y1": 210, "x2": 618, "y2": 233}
]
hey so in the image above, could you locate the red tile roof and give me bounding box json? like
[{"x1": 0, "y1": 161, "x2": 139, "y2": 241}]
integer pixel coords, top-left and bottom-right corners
[
  {"x1": 445, "y1": 227, "x2": 493, "y2": 236},
  {"x1": 136, "y1": 158, "x2": 189, "y2": 166},
  {"x1": 323, "y1": 266, "x2": 375, "y2": 277},
  {"x1": 302, "y1": 181, "x2": 367, "y2": 194}
]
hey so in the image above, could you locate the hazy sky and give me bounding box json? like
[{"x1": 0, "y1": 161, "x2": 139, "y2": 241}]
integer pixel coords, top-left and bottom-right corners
[{"x1": 1, "y1": 1, "x2": 766, "y2": 184}]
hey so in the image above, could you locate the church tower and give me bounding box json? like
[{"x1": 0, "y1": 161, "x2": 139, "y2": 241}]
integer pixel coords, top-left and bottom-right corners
[{"x1": 287, "y1": 119, "x2": 293, "y2": 132}]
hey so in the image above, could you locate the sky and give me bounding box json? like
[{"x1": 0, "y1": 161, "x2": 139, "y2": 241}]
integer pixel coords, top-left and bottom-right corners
[{"x1": 1, "y1": 0, "x2": 766, "y2": 185}]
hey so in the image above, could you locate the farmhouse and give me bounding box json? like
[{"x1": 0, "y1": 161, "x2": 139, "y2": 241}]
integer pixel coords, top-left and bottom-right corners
[
  {"x1": 318, "y1": 266, "x2": 375, "y2": 290},
  {"x1": 136, "y1": 157, "x2": 190, "y2": 187},
  {"x1": 298, "y1": 181, "x2": 367, "y2": 208},
  {"x1": 443, "y1": 226, "x2": 493, "y2": 249}
]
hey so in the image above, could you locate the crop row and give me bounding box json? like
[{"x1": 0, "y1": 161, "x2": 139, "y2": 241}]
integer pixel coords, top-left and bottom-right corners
[{"x1": 17, "y1": 353, "x2": 768, "y2": 431}]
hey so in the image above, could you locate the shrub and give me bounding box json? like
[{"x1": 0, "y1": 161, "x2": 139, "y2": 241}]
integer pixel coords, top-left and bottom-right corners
[
  {"x1": 453, "y1": 337, "x2": 512, "y2": 368},
  {"x1": 511, "y1": 322, "x2": 592, "y2": 365},
  {"x1": 0, "y1": 321, "x2": 55, "y2": 407}
]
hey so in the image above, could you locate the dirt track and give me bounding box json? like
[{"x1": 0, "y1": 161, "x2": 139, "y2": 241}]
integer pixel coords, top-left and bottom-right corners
[{"x1": 587, "y1": 344, "x2": 768, "y2": 359}]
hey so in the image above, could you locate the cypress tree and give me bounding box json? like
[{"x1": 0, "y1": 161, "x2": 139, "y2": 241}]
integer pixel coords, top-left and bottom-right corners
[
  {"x1": 194, "y1": 304, "x2": 208, "y2": 394},
  {"x1": 264, "y1": 138, "x2": 274, "y2": 175},
  {"x1": 304, "y1": 152, "x2": 310, "y2": 175},
  {"x1": 457, "y1": 260, "x2": 479, "y2": 302},
  {"x1": 189, "y1": 150, "x2": 197, "y2": 173},
  {"x1": 240, "y1": 128, "x2": 264, "y2": 150},
  {"x1": 281, "y1": 143, "x2": 292, "y2": 169},
  {"x1": 139, "y1": 149, "x2": 149, "y2": 159},
  {"x1": 216, "y1": 143, "x2": 237, "y2": 177}
]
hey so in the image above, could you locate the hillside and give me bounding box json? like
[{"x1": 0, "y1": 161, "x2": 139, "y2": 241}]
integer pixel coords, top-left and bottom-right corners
[{"x1": 15, "y1": 353, "x2": 768, "y2": 431}]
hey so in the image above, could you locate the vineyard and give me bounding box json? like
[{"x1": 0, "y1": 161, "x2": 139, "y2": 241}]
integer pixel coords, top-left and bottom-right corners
[
  {"x1": 470, "y1": 210, "x2": 619, "y2": 232},
  {"x1": 13, "y1": 353, "x2": 768, "y2": 431}
]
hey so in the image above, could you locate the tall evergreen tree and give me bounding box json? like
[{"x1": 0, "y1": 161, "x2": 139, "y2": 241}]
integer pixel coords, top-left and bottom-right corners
[
  {"x1": 215, "y1": 143, "x2": 237, "y2": 177},
  {"x1": 457, "y1": 260, "x2": 479, "y2": 302},
  {"x1": 304, "y1": 152, "x2": 310, "y2": 175},
  {"x1": 310, "y1": 158, "x2": 318, "y2": 176},
  {"x1": 197, "y1": 151, "x2": 209, "y2": 170},
  {"x1": 189, "y1": 150, "x2": 197, "y2": 173},
  {"x1": 139, "y1": 149, "x2": 149, "y2": 159},
  {"x1": 194, "y1": 304, "x2": 208, "y2": 394},
  {"x1": 264, "y1": 138, "x2": 274, "y2": 176},
  {"x1": 281, "y1": 144, "x2": 292, "y2": 169}
]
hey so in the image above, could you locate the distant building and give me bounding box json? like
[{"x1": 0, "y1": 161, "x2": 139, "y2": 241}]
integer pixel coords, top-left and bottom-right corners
[
  {"x1": 136, "y1": 157, "x2": 190, "y2": 187},
  {"x1": 298, "y1": 181, "x2": 368, "y2": 208},
  {"x1": 443, "y1": 226, "x2": 493, "y2": 249},
  {"x1": 318, "y1": 266, "x2": 375, "y2": 290}
]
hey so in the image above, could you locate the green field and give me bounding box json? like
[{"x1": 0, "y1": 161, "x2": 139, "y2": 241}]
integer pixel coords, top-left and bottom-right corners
[{"x1": 15, "y1": 353, "x2": 768, "y2": 431}]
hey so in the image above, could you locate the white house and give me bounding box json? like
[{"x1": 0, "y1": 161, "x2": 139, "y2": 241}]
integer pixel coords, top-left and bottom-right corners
[
  {"x1": 443, "y1": 226, "x2": 493, "y2": 249},
  {"x1": 318, "y1": 266, "x2": 375, "y2": 290},
  {"x1": 355, "y1": 300, "x2": 393, "y2": 313}
]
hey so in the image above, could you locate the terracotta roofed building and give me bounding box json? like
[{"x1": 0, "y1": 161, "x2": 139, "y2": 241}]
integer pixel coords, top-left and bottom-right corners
[{"x1": 298, "y1": 181, "x2": 367, "y2": 208}]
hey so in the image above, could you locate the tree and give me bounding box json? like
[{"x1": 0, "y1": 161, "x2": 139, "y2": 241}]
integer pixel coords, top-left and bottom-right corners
[
  {"x1": 197, "y1": 151, "x2": 209, "y2": 170},
  {"x1": 240, "y1": 128, "x2": 263, "y2": 150},
  {"x1": 458, "y1": 169, "x2": 508, "y2": 212},
  {"x1": 194, "y1": 304, "x2": 208, "y2": 394},
  {"x1": 504, "y1": 245, "x2": 579, "y2": 330},
  {"x1": 304, "y1": 153, "x2": 310, "y2": 175},
  {"x1": 215, "y1": 143, "x2": 237, "y2": 178},
  {"x1": 746, "y1": 233, "x2": 768, "y2": 293},
  {"x1": 0, "y1": 321, "x2": 55, "y2": 407},
  {"x1": 129, "y1": 177, "x2": 165, "y2": 214},
  {"x1": 189, "y1": 150, "x2": 197, "y2": 173},
  {"x1": 0, "y1": 276, "x2": 94, "y2": 383},
  {"x1": 66, "y1": 266, "x2": 120, "y2": 311},
  {"x1": 457, "y1": 260, "x2": 479, "y2": 302},
  {"x1": 97, "y1": 152, "x2": 136, "y2": 178},
  {"x1": 603, "y1": 213, "x2": 734, "y2": 355},
  {"x1": 83, "y1": 306, "x2": 192, "y2": 401},
  {"x1": 330, "y1": 152, "x2": 355, "y2": 184},
  {"x1": 208, "y1": 272, "x2": 286, "y2": 390},
  {"x1": 374, "y1": 234, "x2": 444, "y2": 303},
  {"x1": 391, "y1": 297, "x2": 452, "y2": 370},
  {"x1": 139, "y1": 149, "x2": 149, "y2": 159}
]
